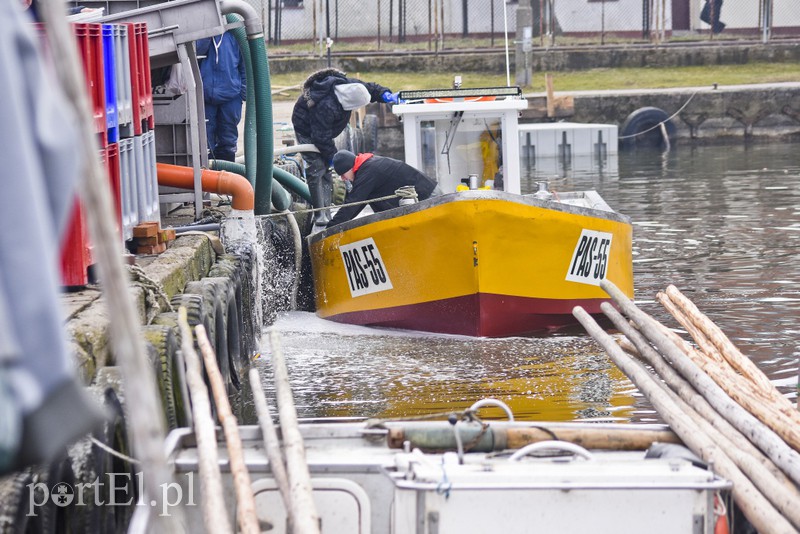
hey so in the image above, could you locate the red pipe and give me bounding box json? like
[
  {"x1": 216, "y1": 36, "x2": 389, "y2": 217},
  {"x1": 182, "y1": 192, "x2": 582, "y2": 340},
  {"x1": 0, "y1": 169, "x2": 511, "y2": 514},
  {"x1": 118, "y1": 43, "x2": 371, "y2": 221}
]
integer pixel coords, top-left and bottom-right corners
[{"x1": 156, "y1": 163, "x2": 254, "y2": 211}]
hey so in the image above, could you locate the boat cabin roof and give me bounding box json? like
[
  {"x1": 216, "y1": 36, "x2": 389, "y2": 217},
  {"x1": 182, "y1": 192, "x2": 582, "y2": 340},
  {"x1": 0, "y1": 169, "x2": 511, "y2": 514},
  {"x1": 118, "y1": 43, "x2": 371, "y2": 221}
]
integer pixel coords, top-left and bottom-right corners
[{"x1": 392, "y1": 90, "x2": 528, "y2": 195}]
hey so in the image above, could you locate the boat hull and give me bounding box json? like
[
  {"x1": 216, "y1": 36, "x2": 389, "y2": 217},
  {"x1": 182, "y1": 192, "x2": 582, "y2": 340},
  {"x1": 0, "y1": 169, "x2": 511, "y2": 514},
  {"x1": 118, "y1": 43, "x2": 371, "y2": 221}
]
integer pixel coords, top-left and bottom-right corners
[{"x1": 309, "y1": 192, "x2": 633, "y2": 337}]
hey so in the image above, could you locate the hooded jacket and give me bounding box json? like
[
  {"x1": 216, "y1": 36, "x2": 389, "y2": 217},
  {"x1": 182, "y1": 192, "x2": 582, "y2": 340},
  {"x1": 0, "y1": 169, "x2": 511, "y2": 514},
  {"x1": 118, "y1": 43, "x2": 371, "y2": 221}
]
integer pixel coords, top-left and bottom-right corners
[
  {"x1": 291, "y1": 69, "x2": 390, "y2": 164},
  {"x1": 327, "y1": 154, "x2": 439, "y2": 227},
  {"x1": 195, "y1": 33, "x2": 246, "y2": 105}
]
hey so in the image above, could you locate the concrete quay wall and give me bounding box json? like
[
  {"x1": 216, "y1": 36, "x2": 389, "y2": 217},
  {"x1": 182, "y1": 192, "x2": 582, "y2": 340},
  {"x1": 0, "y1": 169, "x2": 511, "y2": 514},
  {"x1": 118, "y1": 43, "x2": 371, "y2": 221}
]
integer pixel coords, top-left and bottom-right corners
[{"x1": 269, "y1": 41, "x2": 800, "y2": 75}]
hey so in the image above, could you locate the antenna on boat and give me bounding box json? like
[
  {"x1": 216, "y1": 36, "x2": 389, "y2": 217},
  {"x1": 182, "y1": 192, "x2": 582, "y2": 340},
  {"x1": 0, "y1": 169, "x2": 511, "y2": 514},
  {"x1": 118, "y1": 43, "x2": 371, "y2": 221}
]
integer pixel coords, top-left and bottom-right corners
[{"x1": 503, "y1": 0, "x2": 511, "y2": 87}]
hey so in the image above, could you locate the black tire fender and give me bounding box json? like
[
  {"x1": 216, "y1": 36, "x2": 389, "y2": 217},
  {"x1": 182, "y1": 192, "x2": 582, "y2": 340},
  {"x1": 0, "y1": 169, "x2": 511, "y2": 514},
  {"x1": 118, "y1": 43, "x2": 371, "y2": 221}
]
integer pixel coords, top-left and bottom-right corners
[
  {"x1": 142, "y1": 325, "x2": 182, "y2": 430},
  {"x1": 90, "y1": 386, "x2": 135, "y2": 532},
  {"x1": 0, "y1": 470, "x2": 36, "y2": 534},
  {"x1": 209, "y1": 258, "x2": 249, "y2": 363},
  {"x1": 151, "y1": 312, "x2": 194, "y2": 428},
  {"x1": 334, "y1": 124, "x2": 352, "y2": 152},
  {"x1": 619, "y1": 106, "x2": 676, "y2": 150},
  {"x1": 197, "y1": 277, "x2": 241, "y2": 392},
  {"x1": 362, "y1": 114, "x2": 379, "y2": 152},
  {"x1": 167, "y1": 293, "x2": 222, "y2": 417},
  {"x1": 40, "y1": 456, "x2": 80, "y2": 534}
]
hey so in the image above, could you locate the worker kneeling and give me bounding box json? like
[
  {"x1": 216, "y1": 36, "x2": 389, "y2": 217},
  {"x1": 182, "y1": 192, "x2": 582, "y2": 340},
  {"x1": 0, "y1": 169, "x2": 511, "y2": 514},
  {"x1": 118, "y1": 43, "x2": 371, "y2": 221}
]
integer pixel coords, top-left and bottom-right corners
[{"x1": 327, "y1": 150, "x2": 442, "y2": 228}]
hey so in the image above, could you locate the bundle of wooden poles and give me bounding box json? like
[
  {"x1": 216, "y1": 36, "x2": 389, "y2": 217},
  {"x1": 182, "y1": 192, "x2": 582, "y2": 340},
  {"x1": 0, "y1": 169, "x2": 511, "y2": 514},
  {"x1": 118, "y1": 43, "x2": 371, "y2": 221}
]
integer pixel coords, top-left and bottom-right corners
[
  {"x1": 574, "y1": 281, "x2": 800, "y2": 534},
  {"x1": 177, "y1": 309, "x2": 321, "y2": 534}
]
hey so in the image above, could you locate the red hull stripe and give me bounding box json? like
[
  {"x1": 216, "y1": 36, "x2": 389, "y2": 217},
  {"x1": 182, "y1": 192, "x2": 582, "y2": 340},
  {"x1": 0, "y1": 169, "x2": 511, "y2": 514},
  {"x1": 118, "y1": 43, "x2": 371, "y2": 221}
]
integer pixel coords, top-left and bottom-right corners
[{"x1": 324, "y1": 293, "x2": 610, "y2": 337}]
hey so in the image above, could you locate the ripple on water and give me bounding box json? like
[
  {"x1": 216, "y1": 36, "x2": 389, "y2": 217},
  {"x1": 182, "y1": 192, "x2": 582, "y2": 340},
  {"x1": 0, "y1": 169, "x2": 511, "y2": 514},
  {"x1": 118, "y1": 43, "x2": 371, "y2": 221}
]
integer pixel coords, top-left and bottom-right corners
[{"x1": 256, "y1": 144, "x2": 800, "y2": 424}]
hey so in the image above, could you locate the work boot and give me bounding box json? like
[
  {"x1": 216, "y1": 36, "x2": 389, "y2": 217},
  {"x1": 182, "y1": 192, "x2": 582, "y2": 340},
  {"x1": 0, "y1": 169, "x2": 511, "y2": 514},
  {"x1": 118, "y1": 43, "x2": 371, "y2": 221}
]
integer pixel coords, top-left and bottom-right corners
[{"x1": 310, "y1": 179, "x2": 331, "y2": 226}]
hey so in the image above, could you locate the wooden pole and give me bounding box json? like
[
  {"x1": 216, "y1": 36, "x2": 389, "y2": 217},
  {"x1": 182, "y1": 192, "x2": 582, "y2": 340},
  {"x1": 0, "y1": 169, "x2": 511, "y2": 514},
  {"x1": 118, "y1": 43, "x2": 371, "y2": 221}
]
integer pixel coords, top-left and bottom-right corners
[
  {"x1": 248, "y1": 369, "x2": 292, "y2": 519},
  {"x1": 663, "y1": 285, "x2": 795, "y2": 412},
  {"x1": 656, "y1": 292, "x2": 800, "y2": 452},
  {"x1": 269, "y1": 331, "x2": 321, "y2": 534},
  {"x1": 505, "y1": 426, "x2": 679, "y2": 450},
  {"x1": 600, "y1": 279, "x2": 800, "y2": 487},
  {"x1": 545, "y1": 73, "x2": 555, "y2": 117},
  {"x1": 178, "y1": 309, "x2": 232, "y2": 534},
  {"x1": 574, "y1": 306, "x2": 797, "y2": 534},
  {"x1": 602, "y1": 303, "x2": 800, "y2": 530},
  {"x1": 196, "y1": 325, "x2": 260, "y2": 534}
]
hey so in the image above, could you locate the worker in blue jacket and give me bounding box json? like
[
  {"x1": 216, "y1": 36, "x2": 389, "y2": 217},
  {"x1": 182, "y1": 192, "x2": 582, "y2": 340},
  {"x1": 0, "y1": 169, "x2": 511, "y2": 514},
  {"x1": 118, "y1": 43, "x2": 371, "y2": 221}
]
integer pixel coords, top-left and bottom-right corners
[{"x1": 196, "y1": 33, "x2": 246, "y2": 162}]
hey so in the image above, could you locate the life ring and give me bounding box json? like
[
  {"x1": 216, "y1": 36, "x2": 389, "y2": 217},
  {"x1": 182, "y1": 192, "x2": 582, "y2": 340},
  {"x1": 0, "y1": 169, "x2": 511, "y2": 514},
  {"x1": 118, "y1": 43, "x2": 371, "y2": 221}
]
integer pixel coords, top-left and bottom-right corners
[{"x1": 619, "y1": 106, "x2": 676, "y2": 150}]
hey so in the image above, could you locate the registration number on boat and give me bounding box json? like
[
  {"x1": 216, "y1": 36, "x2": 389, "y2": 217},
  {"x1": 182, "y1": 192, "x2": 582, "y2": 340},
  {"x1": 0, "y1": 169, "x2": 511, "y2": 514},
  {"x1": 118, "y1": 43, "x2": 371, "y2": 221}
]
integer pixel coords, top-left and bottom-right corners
[
  {"x1": 340, "y1": 238, "x2": 393, "y2": 297},
  {"x1": 566, "y1": 229, "x2": 613, "y2": 286}
]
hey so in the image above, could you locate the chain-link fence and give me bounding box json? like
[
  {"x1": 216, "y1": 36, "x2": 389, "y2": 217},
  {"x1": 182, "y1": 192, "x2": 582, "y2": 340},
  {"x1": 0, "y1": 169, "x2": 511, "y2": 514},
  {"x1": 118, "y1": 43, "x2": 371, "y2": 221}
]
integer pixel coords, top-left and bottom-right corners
[{"x1": 245, "y1": 0, "x2": 800, "y2": 54}]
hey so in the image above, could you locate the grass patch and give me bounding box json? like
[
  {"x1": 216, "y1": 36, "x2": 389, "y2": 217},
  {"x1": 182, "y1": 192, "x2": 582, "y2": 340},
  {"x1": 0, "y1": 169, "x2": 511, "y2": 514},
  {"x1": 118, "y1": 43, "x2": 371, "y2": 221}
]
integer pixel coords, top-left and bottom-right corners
[{"x1": 269, "y1": 61, "x2": 800, "y2": 101}]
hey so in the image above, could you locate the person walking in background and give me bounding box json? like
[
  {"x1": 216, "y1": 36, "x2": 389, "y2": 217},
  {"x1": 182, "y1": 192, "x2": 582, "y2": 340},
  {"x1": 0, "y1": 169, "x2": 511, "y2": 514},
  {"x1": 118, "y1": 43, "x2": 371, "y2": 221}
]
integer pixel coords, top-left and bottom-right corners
[
  {"x1": 327, "y1": 149, "x2": 441, "y2": 228},
  {"x1": 700, "y1": 0, "x2": 725, "y2": 34},
  {"x1": 196, "y1": 32, "x2": 246, "y2": 162},
  {"x1": 291, "y1": 68, "x2": 401, "y2": 226}
]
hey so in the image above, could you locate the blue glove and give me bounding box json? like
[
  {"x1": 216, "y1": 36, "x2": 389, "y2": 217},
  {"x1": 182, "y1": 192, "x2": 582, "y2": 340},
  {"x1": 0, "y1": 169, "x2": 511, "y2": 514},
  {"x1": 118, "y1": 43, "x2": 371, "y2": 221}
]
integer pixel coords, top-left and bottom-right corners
[{"x1": 381, "y1": 91, "x2": 403, "y2": 105}]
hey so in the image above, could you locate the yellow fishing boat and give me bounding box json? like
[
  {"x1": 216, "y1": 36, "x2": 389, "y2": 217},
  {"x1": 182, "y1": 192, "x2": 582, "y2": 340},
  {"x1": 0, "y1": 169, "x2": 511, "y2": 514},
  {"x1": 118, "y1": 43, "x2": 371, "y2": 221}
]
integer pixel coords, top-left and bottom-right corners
[{"x1": 308, "y1": 87, "x2": 633, "y2": 337}]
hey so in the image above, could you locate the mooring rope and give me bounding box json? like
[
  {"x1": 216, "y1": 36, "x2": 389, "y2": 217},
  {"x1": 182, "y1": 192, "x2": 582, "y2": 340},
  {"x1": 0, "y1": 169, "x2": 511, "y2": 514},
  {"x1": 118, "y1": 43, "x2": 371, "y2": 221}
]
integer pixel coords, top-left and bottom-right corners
[
  {"x1": 90, "y1": 436, "x2": 141, "y2": 465},
  {"x1": 255, "y1": 186, "x2": 418, "y2": 219},
  {"x1": 126, "y1": 264, "x2": 173, "y2": 323},
  {"x1": 617, "y1": 90, "x2": 698, "y2": 140}
]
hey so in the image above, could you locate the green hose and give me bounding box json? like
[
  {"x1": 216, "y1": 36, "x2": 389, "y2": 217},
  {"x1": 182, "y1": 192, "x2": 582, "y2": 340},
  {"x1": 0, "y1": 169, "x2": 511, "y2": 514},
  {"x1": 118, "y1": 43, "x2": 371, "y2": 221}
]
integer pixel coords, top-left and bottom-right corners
[
  {"x1": 210, "y1": 160, "x2": 291, "y2": 211},
  {"x1": 272, "y1": 166, "x2": 311, "y2": 203},
  {"x1": 226, "y1": 14, "x2": 256, "y2": 187},
  {"x1": 248, "y1": 37, "x2": 274, "y2": 215}
]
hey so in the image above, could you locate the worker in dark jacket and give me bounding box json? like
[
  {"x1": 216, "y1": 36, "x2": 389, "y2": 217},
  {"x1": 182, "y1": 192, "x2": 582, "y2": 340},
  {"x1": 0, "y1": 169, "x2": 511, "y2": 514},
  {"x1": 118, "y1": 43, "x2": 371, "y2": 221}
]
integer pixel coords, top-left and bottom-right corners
[
  {"x1": 196, "y1": 33, "x2": 246, "y2": 162},
  {"x1": 327, "y1": 150, "x2": 442, "y2": 228},
  {"x1": 292, "y1": 68, "x2": 399, "y2": 225}
]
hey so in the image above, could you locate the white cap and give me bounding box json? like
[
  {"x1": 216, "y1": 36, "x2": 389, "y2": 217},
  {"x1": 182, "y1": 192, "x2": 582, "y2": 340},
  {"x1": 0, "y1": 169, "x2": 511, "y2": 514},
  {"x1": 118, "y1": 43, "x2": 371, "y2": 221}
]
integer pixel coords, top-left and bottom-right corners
[{"x1": 334, "y1": 83, "x2": 371, "y2": 110}]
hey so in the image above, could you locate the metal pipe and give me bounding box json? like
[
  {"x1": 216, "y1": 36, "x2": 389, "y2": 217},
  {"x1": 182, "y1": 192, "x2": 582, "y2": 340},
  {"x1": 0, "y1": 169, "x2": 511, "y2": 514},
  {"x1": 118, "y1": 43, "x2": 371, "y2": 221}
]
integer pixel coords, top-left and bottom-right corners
[{"x1": 219, "y1": 0, "x2": 263, "y2": 35}]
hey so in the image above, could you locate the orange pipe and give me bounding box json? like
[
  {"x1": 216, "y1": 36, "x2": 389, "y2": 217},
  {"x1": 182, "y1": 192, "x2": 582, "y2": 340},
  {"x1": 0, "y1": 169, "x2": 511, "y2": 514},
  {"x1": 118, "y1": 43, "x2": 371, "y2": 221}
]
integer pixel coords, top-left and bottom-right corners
[{"x1": 156, "y1": 162, "x2": 254, "y2": 211}]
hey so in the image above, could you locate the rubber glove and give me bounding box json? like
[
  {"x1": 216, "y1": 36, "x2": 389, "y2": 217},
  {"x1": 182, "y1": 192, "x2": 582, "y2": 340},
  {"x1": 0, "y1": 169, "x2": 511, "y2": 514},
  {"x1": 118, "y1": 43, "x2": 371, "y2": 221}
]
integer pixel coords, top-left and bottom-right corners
[{"x1": 381, "y1": 91, "x2": 404, "y2": 105}]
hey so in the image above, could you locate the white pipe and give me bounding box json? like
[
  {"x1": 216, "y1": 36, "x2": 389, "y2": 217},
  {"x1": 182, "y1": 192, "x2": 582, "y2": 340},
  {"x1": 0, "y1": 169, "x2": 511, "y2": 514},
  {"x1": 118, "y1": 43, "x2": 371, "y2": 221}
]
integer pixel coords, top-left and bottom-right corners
[{"x1": 274, "y1": 144, "x2": 321, "y2": 156}]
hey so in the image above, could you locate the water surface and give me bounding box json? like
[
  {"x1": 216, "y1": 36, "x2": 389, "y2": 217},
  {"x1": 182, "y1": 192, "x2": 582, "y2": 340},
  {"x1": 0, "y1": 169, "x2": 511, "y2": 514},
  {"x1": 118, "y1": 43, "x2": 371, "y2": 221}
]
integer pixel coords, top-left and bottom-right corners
[{"x1": 256, "y1": 142, "x2": 800, "y2": 423}]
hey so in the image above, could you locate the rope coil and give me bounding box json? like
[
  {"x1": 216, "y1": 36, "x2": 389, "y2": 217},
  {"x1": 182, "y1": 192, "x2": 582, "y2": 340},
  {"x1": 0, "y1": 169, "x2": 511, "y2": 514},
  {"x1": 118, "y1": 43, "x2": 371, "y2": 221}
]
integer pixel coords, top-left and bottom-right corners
[{"x1": 126, "y1": 264, "x2": 174, "y2": 324}]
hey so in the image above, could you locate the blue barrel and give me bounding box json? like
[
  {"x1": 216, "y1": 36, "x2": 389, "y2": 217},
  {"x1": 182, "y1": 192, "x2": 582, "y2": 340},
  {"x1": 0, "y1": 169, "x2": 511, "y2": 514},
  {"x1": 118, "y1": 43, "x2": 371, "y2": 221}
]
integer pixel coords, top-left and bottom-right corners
[{"x1": 102, "y1": 24, "x2": 119, "y2": 144}]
